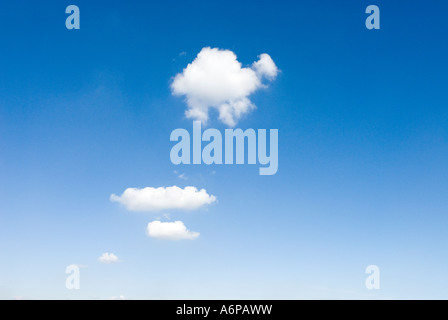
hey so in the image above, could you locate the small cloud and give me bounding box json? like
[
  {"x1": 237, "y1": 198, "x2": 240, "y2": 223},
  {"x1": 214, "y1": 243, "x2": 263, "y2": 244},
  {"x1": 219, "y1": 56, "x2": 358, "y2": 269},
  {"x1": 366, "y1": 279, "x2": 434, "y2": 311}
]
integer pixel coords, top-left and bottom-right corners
[
  {"x1": 98, "y1": 253, "x2": 120, "y2": 264},
  {"x1": 171, "y1": 47, "x2": 278, "y2": 126},
  {"x1": 110, "y1": 186, "x2": 216, "y2": 212},
  {"x1": 147, "y1": 220, "x2": 199, "y2": 240},
  {"x1": 174, "y1": 170, "x2": 188, "y2": 180},
  {"x1": 110, "y1": 295, "x2": 126, "y2": 300},
  {"x1": 173, "y1": 52, "x2": 188, "y2": 62},
  {"x1": 252, "y1": 53, "x2": 279, "y2": 80},
  {"x1": 163, "y1": 213, "x2": 171, "y2": 220},
  {"x1": 155, "y1": 213, "x2": 172, "y2": 220}
]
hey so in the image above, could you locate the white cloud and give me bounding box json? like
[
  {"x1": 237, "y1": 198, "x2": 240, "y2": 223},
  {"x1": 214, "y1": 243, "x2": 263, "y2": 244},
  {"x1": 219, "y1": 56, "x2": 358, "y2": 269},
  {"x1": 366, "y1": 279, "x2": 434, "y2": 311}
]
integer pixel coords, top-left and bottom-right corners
[
  {"x1": 98, "y1": 253, "x2": 120, "y2": 264},
  {"x1": 146, "y1": 220, "x2": 199, "y2": 240},
  {"x1": 253, "y1": 53, "x2": 278, "y2": 80},
  {"x1": 178, "y1": 173, "x2": 187, "y2": 180},
  {"x1": 110, "y1": 186, "x2": 216, "y2": 212},
  {"x1": 171, "y1": 47, "x2": 278, "y2": 126},
  {"x1": 163, "y1": 213, "x2": 171, "y2": 220}
]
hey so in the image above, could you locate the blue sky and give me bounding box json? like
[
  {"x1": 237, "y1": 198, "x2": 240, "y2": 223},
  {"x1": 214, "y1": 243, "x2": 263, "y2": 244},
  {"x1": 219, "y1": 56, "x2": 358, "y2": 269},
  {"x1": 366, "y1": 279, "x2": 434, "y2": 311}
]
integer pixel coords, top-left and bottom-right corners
[{"x1": 1, "y1": 0, "x2": 448, "y2": 299}]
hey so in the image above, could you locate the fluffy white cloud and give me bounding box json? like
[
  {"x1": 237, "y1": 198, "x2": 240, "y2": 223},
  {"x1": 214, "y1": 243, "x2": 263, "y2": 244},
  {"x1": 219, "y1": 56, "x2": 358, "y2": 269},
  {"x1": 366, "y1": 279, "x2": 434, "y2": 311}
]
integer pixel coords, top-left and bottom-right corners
[
  {"x1": 253, "y1": 53, "x2": 278, "y2": 80},
  {"x1": 98, "y1": 253, "x2": 120, "y2": 264},
  {"x1": 146, "y1": 220, "x2": 199, "y2": 240},
  {"x1": 171, "y1": 47, "x2": 278, "y2": 126},
  {"x1": 110, "y1": 186, "x2": 216, "y2": 212}
]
